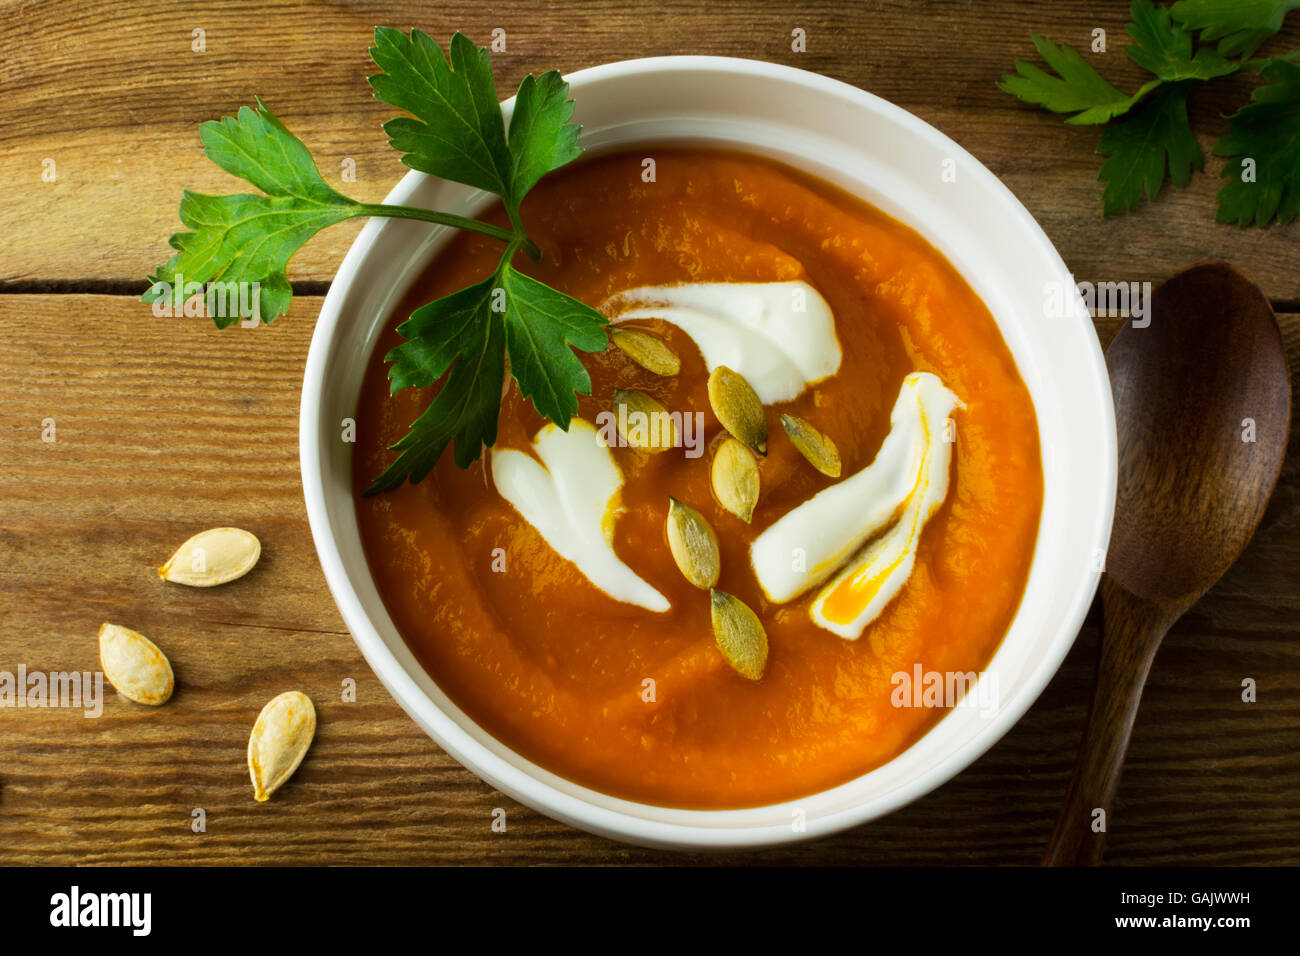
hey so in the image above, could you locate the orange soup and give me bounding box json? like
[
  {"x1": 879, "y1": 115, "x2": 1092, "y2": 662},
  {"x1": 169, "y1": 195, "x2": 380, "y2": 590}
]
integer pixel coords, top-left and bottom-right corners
[{"x1": 353, "y1": 146, "x2": 1042, "y2": 809}]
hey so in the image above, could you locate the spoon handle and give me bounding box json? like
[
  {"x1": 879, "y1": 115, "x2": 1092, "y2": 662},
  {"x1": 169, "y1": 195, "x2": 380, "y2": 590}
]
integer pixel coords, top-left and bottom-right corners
[{"x1": 1042, "y1": 576, "x2": 1184, "y2": 866}]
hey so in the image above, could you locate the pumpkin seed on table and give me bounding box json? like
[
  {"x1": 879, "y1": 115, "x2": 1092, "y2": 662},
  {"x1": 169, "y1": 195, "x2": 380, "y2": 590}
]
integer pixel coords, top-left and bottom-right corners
[
  {"x1": 780, "y1": 413, "x2": 842, "y2": 478},
  {"x1": 610, "y1": 328, "x2": 680, "y2": 376},
  {"x1": 712, "y1": 437, "x2": 760, "y2": 523},
  {"x1": 98, "y1": 623, "x2": 174, "y2": 706},
  {"x1": 707, "y1": 365, "x2": 767, "y2": 455},
  {"x1": 666, "y1": 497, "x2": 720, "y2": 589},
  {"x1": 612, "y1": 389, "x2": 678, "y2": 451},
  {"x1": 709, "y1": 590, "x2": 769, "y2": 680},
  {"x1": 158, "y1": 527, "x2": 261, "y2": 587},
  {"x1": 248, "y1": 690, "x2": 316, "y2": 803}
]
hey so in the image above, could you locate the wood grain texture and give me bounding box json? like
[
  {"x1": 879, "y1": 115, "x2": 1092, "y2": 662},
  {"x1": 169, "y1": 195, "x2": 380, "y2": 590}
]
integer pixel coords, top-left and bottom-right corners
[
  {"x1": 1, "y1": 1, "x2": 1299, "y2": 298},
  {"x1": 1, "y1": 297, "x2": 1297, "y2": 865}
]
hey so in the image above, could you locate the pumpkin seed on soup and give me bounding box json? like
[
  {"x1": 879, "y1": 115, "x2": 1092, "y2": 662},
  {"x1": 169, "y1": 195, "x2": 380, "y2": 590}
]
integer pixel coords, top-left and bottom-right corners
[
  {"x1": 707, "y1": 366, "x2": 767, "y2": 455},
  {"x1": 610, "y1": 328, "x2": 680, "y2": 376},
  {"x1": 710, "y1": 589, "x2": 768, "y2": 680},
  {"x1": 666, "y1": 497, "x2": 720, "y2": 589},
  {"x1": 612, "y1": 388, "x2": 678, "y2": 452},
  {"x1": 780, "y1": 413, "x2": 842, "y2": 478},
  {"x1": 712, "y1": 437, "x2": 760, "y2": 523}
]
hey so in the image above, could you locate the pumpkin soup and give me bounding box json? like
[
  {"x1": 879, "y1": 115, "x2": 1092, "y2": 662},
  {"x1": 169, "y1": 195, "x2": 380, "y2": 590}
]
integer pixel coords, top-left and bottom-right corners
[{"x1": 353, "y1": 146, "x2": 1042, "y2": 809}]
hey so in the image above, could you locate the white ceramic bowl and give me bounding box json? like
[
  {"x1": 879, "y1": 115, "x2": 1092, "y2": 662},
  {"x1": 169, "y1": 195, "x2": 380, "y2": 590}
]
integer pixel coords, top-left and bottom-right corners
[{"x1": 300, "y1": 55, "x2": 1116, "y2": 850}]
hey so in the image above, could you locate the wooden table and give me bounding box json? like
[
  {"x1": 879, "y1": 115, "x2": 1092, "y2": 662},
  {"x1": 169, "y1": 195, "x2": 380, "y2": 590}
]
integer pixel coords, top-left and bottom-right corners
[{"x1": 2, "y1": 0, "x2": 1297, "y2": 866}]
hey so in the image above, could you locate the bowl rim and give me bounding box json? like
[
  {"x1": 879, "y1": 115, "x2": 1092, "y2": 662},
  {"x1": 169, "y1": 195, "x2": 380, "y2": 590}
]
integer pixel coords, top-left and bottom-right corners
[{"x1": 300, "y1": 53, "x2": 1117, "y2": 850}]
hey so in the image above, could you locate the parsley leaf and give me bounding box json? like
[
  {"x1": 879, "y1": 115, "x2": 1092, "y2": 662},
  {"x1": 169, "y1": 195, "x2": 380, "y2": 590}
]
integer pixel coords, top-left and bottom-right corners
[
  {"x1": 1127, "y1": 0, "x2": 1239, "y2": 80},
  {"x1": 144, "y1": 97, "x2": 518, "y2": 326},
  {"x1": 367, "y1": 29, "x2": 512, "y2": 198},
  {"x1": 505, "y1": 71, "x2": 585, "y2": 208},
  {"x1": 143, "y1": 100, "x2": 363, "y2": 326},
  {"x1": 367, "y1": 28, "x2": 582, "y2": 255},
  {"x1": 375, "y1": 274, "x2": 508, "y2": 488},
  {"x1": 371, "y1": 253, "x2": 608, "y2": 494},
  {"x1": 1212, "y1": 58, "x2": 1300, "y2": 225},
  {"x1": 385, "y1": 275, "x2": 501, "y2": 394},
  {"x1": 498, "y1": 265, "x2": 608, "y2": 424},
  {"x1": 1171, "y1": 0, "x2": 1300, "y2": 58},
  {"x1": 382, "y1": 260, "x2": 609, "y2": 427},
  {"x1": 147, "y1": 29, "x2": 607, "y2": 494},
  {"x1": 1098, "y1": 81, "x2": 1204, "y2": 215},
  {"x1": 998, "y1": 33, "x2": 1158, "y2": 125},
  {"x1": 998, "y1": 2, "x2": 1241, "y2": 126}
]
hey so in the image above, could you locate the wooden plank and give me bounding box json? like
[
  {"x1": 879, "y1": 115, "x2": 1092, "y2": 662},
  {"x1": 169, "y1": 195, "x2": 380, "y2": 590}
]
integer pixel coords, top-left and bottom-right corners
[
  {"x1": 1, "y1": 294, "x2": 1296, "y2": 865},
  {"x1": 1, "y1": 1, "x2": 1298, "y2": 300}
]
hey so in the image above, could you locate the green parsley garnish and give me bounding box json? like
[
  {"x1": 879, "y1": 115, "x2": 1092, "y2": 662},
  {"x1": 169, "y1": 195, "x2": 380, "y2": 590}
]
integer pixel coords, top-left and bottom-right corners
[
  {"x1": 997, "y1": 33, "x2": 1165, "y2": 125},
  {"x1": 1213, "y1": 58, "x2": 1300, "y2": 224},
  {"x1": 999, "y1": 0, "x2": 1300, "y2": 223},
  {"x1": 144, "y1": 29, "x2": 608, "y2": 494},
  {"x1": 1170, "y1": 0, "x2": 1300, "y2": 58},
  {"x1": 1097, "y1": 82, "x2": 1204, "y2": 216}
]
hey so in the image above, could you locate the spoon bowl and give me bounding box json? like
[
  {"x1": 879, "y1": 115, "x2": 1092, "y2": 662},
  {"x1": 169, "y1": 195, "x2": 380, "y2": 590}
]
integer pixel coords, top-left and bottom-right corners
[{"x1": 1107, "y1": 262, "x2": 1291, "y2": 601}]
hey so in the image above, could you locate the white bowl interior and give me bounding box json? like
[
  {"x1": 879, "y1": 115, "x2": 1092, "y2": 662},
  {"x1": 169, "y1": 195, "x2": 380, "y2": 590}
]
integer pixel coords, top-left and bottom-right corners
[{"x1": 300, "y1": 56, "x2": 1116, "y2": 849}]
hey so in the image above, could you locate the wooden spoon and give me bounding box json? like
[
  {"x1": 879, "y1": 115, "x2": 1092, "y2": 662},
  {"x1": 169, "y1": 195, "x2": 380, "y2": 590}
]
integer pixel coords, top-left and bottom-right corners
[{"x1": 1042, "y1": 261, "x2": 1291, "y2": 866}]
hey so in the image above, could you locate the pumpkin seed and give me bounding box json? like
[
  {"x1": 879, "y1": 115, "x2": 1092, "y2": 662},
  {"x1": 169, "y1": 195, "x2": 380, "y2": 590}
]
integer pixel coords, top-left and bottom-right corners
[
  {"x1": 712, "y1": 438, "x2": 760, "y2": 523},
  {"x1": 780, "y1": 414, "x2": 842, "y2": 477},
  {"x1": 159, "y1": 527, "x2": 261, "y2": 587},
  {"x1": 707, "y1": 366, "x2": 767, "y2": 455},
  {"x1": 248, "y1": 690, "x2": 316, "y2": 802},
  {"x1": 98, "y1": 623, "x2": 174, "y2": 706},
  {"x1": 710, "y1": 590, "x2": 768, "y2": 680},
  {"x1": 666, "y1": 497, "x2": 720, "y2": 589},
  {"x1": 612, "y1": 389, "x2": 678, "y2": 452},
  {"x1": 611, "y1": 328, "x2": 680, "y2": 376}
]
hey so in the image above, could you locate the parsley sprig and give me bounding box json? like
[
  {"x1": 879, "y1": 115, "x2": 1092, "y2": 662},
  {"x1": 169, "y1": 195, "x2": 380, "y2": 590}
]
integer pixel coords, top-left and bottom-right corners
[
  {"x1": 1214, "y1": 57, "x2": 1300, "y2": 224},
  {"x1": 145, "y1": 29, "x2": 607, "y2": 494},
  {"x1": 999, "y1": 0, "x2": 1300, "y2": 224}
]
